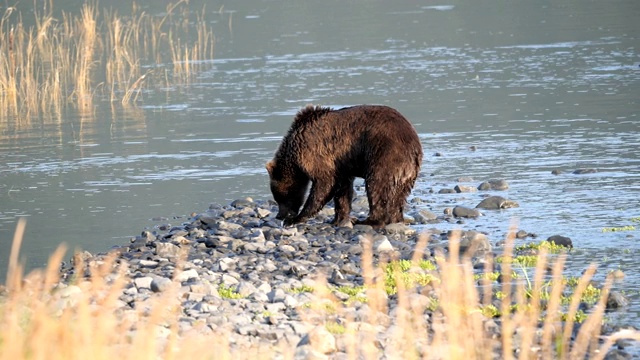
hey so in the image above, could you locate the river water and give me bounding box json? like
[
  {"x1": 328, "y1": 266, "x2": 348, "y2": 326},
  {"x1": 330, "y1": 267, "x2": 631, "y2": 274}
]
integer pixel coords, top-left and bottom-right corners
[{"x1": 1, "y1": 0, "x2": 639, "y2": 324}]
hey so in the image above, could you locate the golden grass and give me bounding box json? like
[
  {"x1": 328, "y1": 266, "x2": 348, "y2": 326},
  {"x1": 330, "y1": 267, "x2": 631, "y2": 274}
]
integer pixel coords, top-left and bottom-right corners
[
  {"x1": 0, "y1": 0, "x2": 215, "y2": 118},
  {"x1": 2, "y1": 219, "x2": 639, "y2": 360}
]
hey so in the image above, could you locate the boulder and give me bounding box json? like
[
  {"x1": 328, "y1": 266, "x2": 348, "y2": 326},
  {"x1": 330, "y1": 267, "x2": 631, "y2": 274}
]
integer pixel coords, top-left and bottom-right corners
[{"x1": 476, "y1": 196, "x2": 519, "y2": 210}]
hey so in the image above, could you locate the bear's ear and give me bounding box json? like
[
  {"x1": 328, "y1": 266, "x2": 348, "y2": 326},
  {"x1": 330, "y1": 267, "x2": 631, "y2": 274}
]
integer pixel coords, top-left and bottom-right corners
[{"x1": 265, "y1": 160, "x2": 275, "y2": 175}]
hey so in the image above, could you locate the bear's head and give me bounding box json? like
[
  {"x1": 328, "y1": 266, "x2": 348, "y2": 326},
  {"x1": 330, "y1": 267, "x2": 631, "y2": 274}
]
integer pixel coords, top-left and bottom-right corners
[{"x1": 266, "y1": 160, "x2": 309, "y2": 222}]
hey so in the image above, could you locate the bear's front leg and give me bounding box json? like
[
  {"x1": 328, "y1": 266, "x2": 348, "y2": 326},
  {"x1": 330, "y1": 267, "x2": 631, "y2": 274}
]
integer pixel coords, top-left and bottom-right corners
[{"x1": 285, "y1": 180, "x2": 334, "y2": 226}]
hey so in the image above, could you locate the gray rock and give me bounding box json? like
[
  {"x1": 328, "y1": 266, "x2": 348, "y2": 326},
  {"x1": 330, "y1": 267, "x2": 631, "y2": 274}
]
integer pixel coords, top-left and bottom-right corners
[
  {"x1": 438, "y1": 188, "x2": 456, "y2": 194},
  {"x1": 454, "y1": 185, "x2": 477, "y2": 193},
  {"x1": 139, "y1": 260, "x2": 159, "y2": 268},
  {"x1": 573, "y1": 168, "x2": 598, "y2": 174},
  {"x1": 175, "y1": 269, "x2": 199, "y2": 282},
  {"x1": 221, "y1": 274, "x2": 240, "y2": 287},
  {"x1": 297, "y1": 325, "x2": 337, "y2": 355},
  {"x1": 256, "y1": 328, "x2": 284, "y2": 341},
  {"x1": 256, "y1": 208, "x2": 271, "y2": 218},
  {"x1": 218, "y1": 221, "x2": 244, "y2": 232},
  {"x1": 134, "y1": 276, "x2": 154, "y2": 289},
  {"x1": 249, "y1": 291, "x2": 269, "y2": 302},
  {"x1": 476, "y1": 196, "x2": 519, "y2": 210},
  {"x1": 231, "y1": 198, "x2": 254, "y2": 208},
  {"x1": 294, "y1": 346, "x2": 330, "y2": 360},
  {"x1": 546, "y1": 235, "x2": 573, "y2": 248},
  {"x1": 150, "y1": 277, "x2": 172, "y2": 292},
  {"x1": 374, "y1": 237, "x2": 394, "y2": 252},
  {"x1": 234, "y1": 281, "x2": 258, "y2": 297},
  {"x1": 218, "y1": 257, "x2": 236, "y2": 271},
  {"x1": 452, "y1": 206, "x2": 481, "y2": 218},
  {"x1": 155, "y1": 242, "x2": 182, "y2": 259},
  {"x1": 604, "y1": 349, "x2": 632, "y2": 360},
  {"x1": 283, "y1": 295, "x2": 298, "y2": 308},
  {"x1": 267, "y1": 288, "x2": 286, "y2": 303},
  {"x1": 456, "y1": 231, "x2": 492, "y2": 254},
  {"x1": 248, "y1": 230, "x2": 266, "y2": 242},
  {"x1": 606, "y1": 291, "x2": 629, "y2": 310},
  {"x1": 412, "y1": 209, "x2": 438, "y2": 224},
  {"x1": 383, "y1": 223, "x2": 416, "y2": 235},
  {"x1": 478, "y1": 179, "x2": 509, "y2": 191}
]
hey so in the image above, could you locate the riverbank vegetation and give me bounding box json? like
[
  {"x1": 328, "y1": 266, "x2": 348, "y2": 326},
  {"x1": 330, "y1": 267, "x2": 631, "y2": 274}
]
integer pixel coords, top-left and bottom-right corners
[
  {"x1": 1, "y1": 219, "x2": 639, "y2": 359},
  {"x1": 0, "y1": 0, "x2": 214, "y2": 119}
]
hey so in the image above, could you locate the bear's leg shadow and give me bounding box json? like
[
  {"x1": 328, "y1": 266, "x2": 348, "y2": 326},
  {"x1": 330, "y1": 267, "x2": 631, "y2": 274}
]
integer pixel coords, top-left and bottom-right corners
[{"x1": 332, "y1": 177, "x2": 355, "y2": 226}]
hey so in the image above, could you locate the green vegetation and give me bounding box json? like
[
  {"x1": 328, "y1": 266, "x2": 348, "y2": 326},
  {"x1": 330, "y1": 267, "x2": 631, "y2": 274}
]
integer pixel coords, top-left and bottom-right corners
[
  {"x1": 515, "y1": 241, "x2": 571, "y2": 254},
  {"x1": 383, "y1": 260, "x2": 439, "y2": 295},
  {"x1": 496, "y1": 254, "x2": 539, "y2": 267},
  {"x1": 290, "y1": 284, "x2": 315, "y2": 294},
  {"x1": 325, "y1": 321, "x2": 346, "y2": 335},
  {"x1": 218, "y1": 285, "x2": 244, "y2": 299},
  {"x1": 602, "y1": 217, "x2": 640, "y2": 232},
  {"x1": 561, "y1": 309, "x2": 588, "y2": 323},
  {"x1": 573, "y1": 284, "x2": 602, "y2": 305},
  {"x1": 602, "y1": 225, "x2": 636, "y2": 232},
  {"x1": 475, "y1": 271, "x2": 501, "y2": 282},
  {"x1": 335, "y1": 285, "x2": 368, "y2": 304}
]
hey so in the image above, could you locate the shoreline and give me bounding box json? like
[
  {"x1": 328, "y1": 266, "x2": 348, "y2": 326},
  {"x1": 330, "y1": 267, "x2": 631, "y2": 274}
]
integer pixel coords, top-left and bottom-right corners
[{"x1": 36, "y1": 193, "x2": 639, "y2": 359}]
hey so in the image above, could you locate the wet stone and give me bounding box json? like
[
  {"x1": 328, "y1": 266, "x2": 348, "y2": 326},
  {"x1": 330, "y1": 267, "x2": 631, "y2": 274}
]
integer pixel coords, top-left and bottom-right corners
[
  {"x1": 573, "y1": 168, "x2": 598, "y2": 174},
  {"x1": 452, "y1": 206, "x2": 481, "y2": 218},
  {"x1": 478, "y1": 179, "x2": 509, "y2": 191},
  {"x1": 546, "y1": 235, "x2": 573, "y2": 248},
  {"x1": 476, "y1": 196, "x2": 519, "y2": 210},
  {"x1": 607, "y1": 291, "x2": 630, "y2": 310},
  {"x1": 438, "y1": 188, "x2": 456, "y2": 194},
  {"x1": 454, "y1": 185, "x2": 477, "y2": 193},
  {"x1": 412, "y1": 209, "x2": 438, "y2": 224}
]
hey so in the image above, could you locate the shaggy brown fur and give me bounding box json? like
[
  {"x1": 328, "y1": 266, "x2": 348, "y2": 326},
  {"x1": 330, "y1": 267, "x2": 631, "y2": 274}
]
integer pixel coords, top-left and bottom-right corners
[{"x1": 266, "y1": 104, "x2": 423, "y2": 228}]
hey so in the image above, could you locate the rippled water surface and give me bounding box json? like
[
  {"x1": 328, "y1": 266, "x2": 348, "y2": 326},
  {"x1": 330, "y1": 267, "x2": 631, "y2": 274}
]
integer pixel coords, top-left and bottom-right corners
[{"x1": 1, "y1": 0, "x2": 639, "y2": 325}]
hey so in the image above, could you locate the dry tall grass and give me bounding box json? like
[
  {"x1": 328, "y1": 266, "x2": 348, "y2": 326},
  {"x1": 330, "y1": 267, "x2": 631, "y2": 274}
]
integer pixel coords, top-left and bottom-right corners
[
  {"x1": 0, "y1": 1, "x2": 215, "y2": 118},
  {"x1": 1, "y1": 219, "x2": 639, "y2": 359}
]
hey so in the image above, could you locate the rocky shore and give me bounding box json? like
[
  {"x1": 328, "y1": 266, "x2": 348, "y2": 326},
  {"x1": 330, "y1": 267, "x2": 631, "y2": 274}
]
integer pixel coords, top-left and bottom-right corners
[{"x1": 56, "y1": 181, "x2": 637, "y2": 359}]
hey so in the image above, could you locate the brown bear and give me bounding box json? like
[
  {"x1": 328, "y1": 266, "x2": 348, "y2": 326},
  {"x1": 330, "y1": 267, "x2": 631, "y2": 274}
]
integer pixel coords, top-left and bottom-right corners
[{"x1": 266, "y1": 104, "x2": 423, "y2": 228}]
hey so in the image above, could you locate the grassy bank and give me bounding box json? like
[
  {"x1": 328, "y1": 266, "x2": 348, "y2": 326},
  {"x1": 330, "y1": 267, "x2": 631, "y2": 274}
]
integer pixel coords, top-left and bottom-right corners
[
  {"x1": 0, "y1": 0, "x2": 214, "y2": 119},
  {"x1": 2, "y1": 218, "x2": 639, "y2": 359}
]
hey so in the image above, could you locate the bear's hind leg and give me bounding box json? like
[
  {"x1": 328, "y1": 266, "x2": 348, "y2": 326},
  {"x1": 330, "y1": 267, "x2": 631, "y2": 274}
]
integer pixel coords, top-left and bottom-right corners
[
  {"x1": 356, "y1": 178, "x2": 388, "y2": 228},
  {"x1": 332, "y1": 177, "x2": 355, "y2": 226},
  {"x1": 389, "y1": 174, "x2": 418, "y2": 224}
]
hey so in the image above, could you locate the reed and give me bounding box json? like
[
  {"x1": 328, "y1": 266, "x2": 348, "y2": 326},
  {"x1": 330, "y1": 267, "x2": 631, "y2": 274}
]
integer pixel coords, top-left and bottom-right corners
[
  {"x1": 2, "y1": 220, "x2": 639, "y2": 359},
  {"x1": 0, "y1": 1, "x2": 215, "y2": 118}
]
